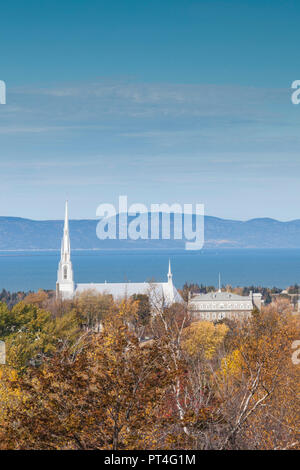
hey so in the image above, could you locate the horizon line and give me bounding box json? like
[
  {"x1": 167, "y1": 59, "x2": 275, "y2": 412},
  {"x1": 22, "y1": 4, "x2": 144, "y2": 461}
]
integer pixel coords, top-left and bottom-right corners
[{"x1": 0, "y1": 213, "x2": 299, "y2": 224}]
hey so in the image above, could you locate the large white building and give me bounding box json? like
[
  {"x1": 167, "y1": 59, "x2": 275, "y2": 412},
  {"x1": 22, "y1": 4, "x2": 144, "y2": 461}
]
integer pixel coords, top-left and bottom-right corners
[
  {"x1": 188, "y1": 289, "x2": 262, "y2": 321},
  {"x1": 56, "y1": 202, "x2": 182, "y2": 306}
]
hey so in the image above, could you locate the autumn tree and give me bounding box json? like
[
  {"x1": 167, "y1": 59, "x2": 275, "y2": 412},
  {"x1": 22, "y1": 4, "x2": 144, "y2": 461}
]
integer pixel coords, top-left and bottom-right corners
[
  {"x1": 215, "y1": 303, "x2": 300, "y2": 449},
  {"x1": 0, "y1": 299, "x2": 177, "y2": 450},
  {"x1": 0, "y1": 301, "x2": 81, "y2": 372},
  {"x1": 72, "y1": 290, "x2": 114, "y2": 331},
  {"x1": 23, "y1": 289, "x2": 50, "y2": 309}
]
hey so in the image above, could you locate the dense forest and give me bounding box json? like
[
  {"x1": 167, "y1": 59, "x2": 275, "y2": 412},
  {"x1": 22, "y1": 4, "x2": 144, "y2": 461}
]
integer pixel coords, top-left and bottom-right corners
[{"x1": 0, "y1": 288, "x2": 299, "y2": 450}]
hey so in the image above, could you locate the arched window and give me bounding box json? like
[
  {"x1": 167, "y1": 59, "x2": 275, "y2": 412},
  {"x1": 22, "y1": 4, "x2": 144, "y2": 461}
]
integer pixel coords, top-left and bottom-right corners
[{"x1": 63, "y1": 266, "x2": 68, "y2": 280}]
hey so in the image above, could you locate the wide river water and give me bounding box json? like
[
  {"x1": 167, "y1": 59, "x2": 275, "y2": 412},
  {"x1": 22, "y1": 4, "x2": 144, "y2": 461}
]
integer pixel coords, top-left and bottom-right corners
[{"x1": 0, "y1": 249, "x2": 299, "y2": 292}]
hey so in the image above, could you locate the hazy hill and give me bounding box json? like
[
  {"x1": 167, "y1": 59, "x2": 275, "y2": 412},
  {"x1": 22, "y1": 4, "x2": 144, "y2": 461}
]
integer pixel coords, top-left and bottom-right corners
[{"x1": 0, "y1": 215, "x2": 299, "y2": 250}]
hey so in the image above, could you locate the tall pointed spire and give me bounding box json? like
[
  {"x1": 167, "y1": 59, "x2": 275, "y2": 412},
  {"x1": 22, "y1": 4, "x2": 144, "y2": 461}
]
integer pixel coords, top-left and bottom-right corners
[
  {"x1": 218, "y1": 272, "x2": 221, "y2": 292},
  {"x1": 57, "y1": 201, "x2": 74, "y2": 299},
  {"x1": 168, "y1": 259, "x2": 173, "y2": 283},
  {"x1": 64, "y1": 200, "x2": 69, "y2": 233},
  {"x1": 61, "y1": 200, "x2": 70, "y2": 261}
]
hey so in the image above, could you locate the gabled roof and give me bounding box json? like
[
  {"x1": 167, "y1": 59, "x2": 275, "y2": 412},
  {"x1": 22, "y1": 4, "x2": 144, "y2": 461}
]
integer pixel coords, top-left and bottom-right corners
[
  {"x1": 190, "y1": 292, "x2": 252, "y2": 301},
  {"x1": 75, "y1": 281, "x2": 183, "y2": 306}
]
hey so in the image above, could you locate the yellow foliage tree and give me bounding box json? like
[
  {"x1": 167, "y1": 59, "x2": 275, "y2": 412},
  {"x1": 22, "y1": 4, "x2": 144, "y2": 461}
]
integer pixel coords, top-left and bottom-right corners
[{"x1": 182, "y1": 321, "x2": 228, "y2": 359}]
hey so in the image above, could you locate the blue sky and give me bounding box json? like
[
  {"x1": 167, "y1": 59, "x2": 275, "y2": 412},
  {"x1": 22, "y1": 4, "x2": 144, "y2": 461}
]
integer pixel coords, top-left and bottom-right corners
[{"x1": 0, "y1": 0, "x2": 300, "y2": 220}]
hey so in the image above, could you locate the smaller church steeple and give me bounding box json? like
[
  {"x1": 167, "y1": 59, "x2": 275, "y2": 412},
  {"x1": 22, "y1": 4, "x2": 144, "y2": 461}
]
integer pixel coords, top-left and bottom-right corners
[
  {"x1": 218, "y1": 272, "x2": 221, "y2": 293},
  {"x1": 168, "y1": 259, "x2": 173, "y2": 284},
  {"x1": 56, "y1": 201, "x2": 74, "y2": 299}
]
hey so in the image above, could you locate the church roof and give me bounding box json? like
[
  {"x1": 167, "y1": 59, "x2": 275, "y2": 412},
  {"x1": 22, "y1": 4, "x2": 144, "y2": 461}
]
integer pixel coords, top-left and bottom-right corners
[
  {"x1": 75, "y1": 281, "x2": 183, "y2": 306},
  {"x1": 190, "y1": 292, "x2": 253, "y2": 301}
]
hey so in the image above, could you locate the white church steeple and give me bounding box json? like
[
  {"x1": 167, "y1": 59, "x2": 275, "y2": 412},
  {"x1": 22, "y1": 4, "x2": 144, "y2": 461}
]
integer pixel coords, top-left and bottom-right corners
[
  {"x1": 62, "y1": 200, "x2": 71, "y2": 262},
  {"x1": 56, "y1": 201, "x2": 74, "y2": 299},
  {"x1": 167, "y1": 259, "x2": 173, "y2": 284}
]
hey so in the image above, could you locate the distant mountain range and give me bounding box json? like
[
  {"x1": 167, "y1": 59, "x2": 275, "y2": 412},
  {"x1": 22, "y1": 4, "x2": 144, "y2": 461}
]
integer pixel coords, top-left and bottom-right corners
[{"x1": 0, "y1": 215, "x2": 300, "y2": 250}]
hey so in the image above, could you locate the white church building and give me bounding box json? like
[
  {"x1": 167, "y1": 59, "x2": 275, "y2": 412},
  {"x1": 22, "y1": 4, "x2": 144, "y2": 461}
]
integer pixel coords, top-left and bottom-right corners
[{"x1": 56, "y1": 202, "x2": 183, "y2": 306}]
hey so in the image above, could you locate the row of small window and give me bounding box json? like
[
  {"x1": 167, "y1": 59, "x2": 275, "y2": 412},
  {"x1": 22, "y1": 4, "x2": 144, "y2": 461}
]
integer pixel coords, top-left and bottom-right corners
[
  {"x1": 197, "y1": 312, "x2": 250, "y2": 320},
  {"x1": 196, "y1": 302, "x2": 252, "y2": 310}
]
